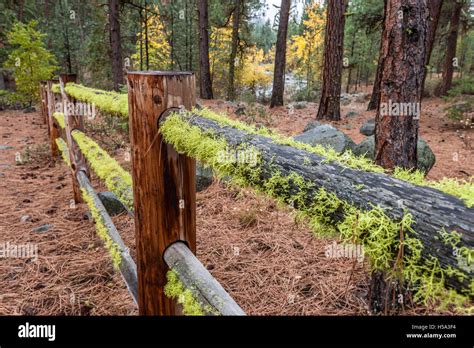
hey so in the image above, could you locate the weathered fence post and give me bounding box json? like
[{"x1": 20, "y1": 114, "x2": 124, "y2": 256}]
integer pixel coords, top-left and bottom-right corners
[
  {"x1": 59, "y1": 73, "x2": 90, "y2": 203},
  {"x1": 127, "y1": 71, "x2": 197, "y2": 315},
  {"x1": 39, "y1": 81, "x2": 48, "y2": 126},
  {"x1": 46, "y1": 79, "x2": 59, "y2": 159}
]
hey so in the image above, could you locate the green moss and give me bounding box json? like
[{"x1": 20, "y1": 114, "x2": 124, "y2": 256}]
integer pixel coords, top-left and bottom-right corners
[
  {"x1": 164, "y1": 270, "x2": 205, "y2": 316},
  {"x1": 53, "y1": 112, "x2": 65, "y2": 129},
  {"x1": 53, "y1": 84, "x2": 472, "y2": 205},
  {"x1": 192, "y1": 107, "x2": 473, "y2": 206},
  {"x1": 55, "y1": 138, "x2": 70, "y2": 166},
  {"x1": 72, "y1": 130, "x2": 134, "y2": 211},
  {"x1": 51, "y1": 83, "x2": 60, "y2": 94},
  {"x1": 64, "y1": 83, "x2": 128, "y2": 117},
  {"x1": 80, "y1": 188, "x2": 122, "y2": 270}
]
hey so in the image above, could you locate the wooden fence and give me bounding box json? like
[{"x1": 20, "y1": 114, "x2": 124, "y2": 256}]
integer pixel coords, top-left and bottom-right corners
[
  {"x1": 39, "y1": 72, "x2": 245, "y2": 316},
  {"x1": 39, "y1": 71, "x2": 473, "y2": 315}
]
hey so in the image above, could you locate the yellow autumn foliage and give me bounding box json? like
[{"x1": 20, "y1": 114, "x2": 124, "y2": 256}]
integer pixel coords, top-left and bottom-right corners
[
  {"x1": 131, "y1": 5, "x2": 171, "y2": 70},
  {"x1": 287, "y1": 1, "x2": 326, "y2": 89}
]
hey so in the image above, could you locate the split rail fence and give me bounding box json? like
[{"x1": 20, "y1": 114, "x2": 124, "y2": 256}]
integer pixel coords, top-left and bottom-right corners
[
  {"x1": 39, "y1": 72, "x2": 245, "y2": 316},
  {"x1": 39, "y1": 71, "x2": 473, "y2": 315}
]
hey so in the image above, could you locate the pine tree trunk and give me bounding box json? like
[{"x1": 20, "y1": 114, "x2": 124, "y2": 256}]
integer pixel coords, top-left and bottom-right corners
[
  {"x1": 421, "y1": 0, "x2": 443, "y2": 96},
  {"x1": 270, "y1": 0, "x2": 292, "y2": 108},
  {"x1": 198, "y1": 0, "x2": 214, "y2": 99},
  {"x1": 227, "y1": 0, "x2": 242, "y2": 101},
  {"x1": 346, "y1": 32, "x2": 356, "y2": 94},
  {"x1": 316, "y1": 0, "x2": 348, "y2": 121},
  {"x1": 368, "y1": 0, "x2": 388, "y2": 111},
  {"x1": 375, "y1": 0, "x2": 428, "y2": 171},
  {"x1": 435, "y1": 0, "x2": 463, "y2": 96},
  {"x1": 109, "y1": 0, "x2": 123, "y2": 91}
]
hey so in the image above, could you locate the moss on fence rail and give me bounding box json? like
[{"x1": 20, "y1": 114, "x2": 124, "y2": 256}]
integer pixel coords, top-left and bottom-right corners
[
  {"x1": 64, "y1": 83, "x2": 128, "y2": 117},
  {"x1": 54, "y1": 83, "x2": 472, "y2": 205},
  {"x1": 55, "y1": 138, "x2": 70, "y2": 166},
  {"x1": 71, "y1": 130, "x2": 134, "y2": 211},
  {"x1": 56, "y1": 137, "x2": 122, "y2": 270},
  {"x1": 160, "y1": 112, "x2": 473, "y2": 313},
  {"x1": 53, "y1": 112, "x2": 65, "y2": 129},
  {"x1": 80, "y1": 188, "x2": 122, "y2": 270},
  {"x1": 191, "y1": 108, "x2": 474, "y2": 208}
]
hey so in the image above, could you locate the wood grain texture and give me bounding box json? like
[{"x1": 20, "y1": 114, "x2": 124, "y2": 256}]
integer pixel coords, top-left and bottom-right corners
[
  {"x1": 59, "y1": 74, "x2": 91, "y2": 203},
  {"x1": 176, "y1": 114, "x2": 473, "y2": 293},
  {"x1": 164, "y1": 242, "x2": 245, "y2": 316},
  {"x1": 127, "y1": 71, "x2": 196, "y2": 315},
  {"x1": 76, "y1": 171, "x2": 138, "y2": 304},
  {"x1": 46, "y1": 80, "x2": 59, "y2": 159}
]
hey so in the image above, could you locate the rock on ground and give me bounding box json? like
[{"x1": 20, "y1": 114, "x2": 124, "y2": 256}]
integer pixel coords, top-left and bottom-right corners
[
  {"x1": 354, "y1": 136, "x2": 436, "y2": 173},
  {"x1": 294, "y1": 124, "x2": 356, "y2": 154}
]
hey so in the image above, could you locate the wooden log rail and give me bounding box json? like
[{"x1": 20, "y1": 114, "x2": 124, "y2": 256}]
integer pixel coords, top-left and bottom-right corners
[
  {"x1": 44, "y1": 73, "x2": 473, "y2": 314},
  {"x1": 158, "y1": 111, "x2": 474, "y2": 308},
  {"x1": 41, "y1": 75, "x2": 245, "y2": 316}
]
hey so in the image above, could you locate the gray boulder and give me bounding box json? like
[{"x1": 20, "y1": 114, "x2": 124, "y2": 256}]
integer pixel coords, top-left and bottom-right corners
[
  {"x1": 294, "y1": 124, "x2": 356, "y2": 154},
  {"x1": 196, "y1": 161, "x2": 213, "y2": 192},
  {"x1": 303, "y1": 121, "x2": 321, "y2": 132},
  {"x1": 98, "y1": 191, "x2": 127, "y2": 216},
  {"x1": 360, "y1": 118, "x2": 375, "y2": 136},
  {"x1": 354, "y1": 136, "x2": 436, "y2": 173},
  {"x1": 340, "y1": 94, "x2": 351, "y2": 106},
  {"x1": 293, "y1": 101, "x2": 307, "y2": 109}
]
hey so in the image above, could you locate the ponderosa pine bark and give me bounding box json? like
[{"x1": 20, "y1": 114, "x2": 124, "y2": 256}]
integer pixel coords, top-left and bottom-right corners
[
  {"x1": 270, "y1": 0, "x2": 292, "y2": 108},
  {"x1": 435, "y1": 0, "x2": 463, "y2": 96},
  {"x1": 375, "y1": 0, "x2": 428, "y2": 171},
  {"x1": 198, "y1": 0, "x2": 214, "y2": 99},
  {"x1": 109, "y1": 0, "x2": 123, "y2": 91},
  {"x1": 316, "y1": 0, "x2": 348, "y2": 121}
]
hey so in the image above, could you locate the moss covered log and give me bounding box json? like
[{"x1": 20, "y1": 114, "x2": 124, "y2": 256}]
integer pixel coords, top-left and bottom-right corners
[
  {"x1": 56, "y1": 84, "x2": 472, "y2": 204},
  {"x1": 159, "y1": 112, "x2": 473, "y2": 312},
  {"x1": 71, "y1": 130, "x2": 133, "y2": 212},
  {"x1": 76, "y1": 171, "x2": 138, "y2": 304}
]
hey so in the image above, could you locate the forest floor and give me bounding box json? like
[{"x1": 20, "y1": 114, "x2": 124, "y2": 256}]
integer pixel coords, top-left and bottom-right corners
[{"x1": 0, "y1": 95, "x2": 471, "y2": 316}]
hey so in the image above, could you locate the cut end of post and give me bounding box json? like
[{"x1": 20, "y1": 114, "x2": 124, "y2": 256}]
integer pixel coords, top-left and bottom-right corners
[{"x1": 127, "y1": 71, "x2": 194, "y2": 77}]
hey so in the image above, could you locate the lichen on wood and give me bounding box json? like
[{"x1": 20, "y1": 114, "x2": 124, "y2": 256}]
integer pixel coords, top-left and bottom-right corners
[{"x1": 71, "y1": 130, "x2": 134, "y2": 211}]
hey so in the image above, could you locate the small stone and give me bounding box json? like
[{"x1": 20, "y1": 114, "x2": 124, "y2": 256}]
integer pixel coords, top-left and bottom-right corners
[
  {"x1": 293, "y1": 101, "x2": 307, "y2": 109},
  {"x1": 23, "y1": 106, "x2": 36, "y2": 113},
  {"x1": 33, "y1": 224, "x2": 52, "y2": 233},
  {"x1": 235, "y1": 104, "x2": 246, "y2": 116},
  {"x1": 196, "y1": 161, "x2": 214, "y2": 192},
  {"x1": 98, "y1": 192, "x2": 127, "y2": 216},
  {"x1": 20, "y1": 215, "x2": 31, "y2": 223},
  {"x1": 360, "y1": 118, "x2": 375, "y2": 136}
]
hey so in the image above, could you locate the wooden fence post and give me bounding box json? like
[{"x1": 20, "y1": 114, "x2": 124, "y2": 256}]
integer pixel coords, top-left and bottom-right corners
[
  {"x1": 39, "y1": 81, "x2": 48, "y2": 126},
  {"x1": 59, "y1": 73, "x2": 90, "y2": 203},
  {"x1": 46, "y1": 79, "x2": 59, "y2": 159},
  {"x1": 127, "y1": 71, "x2": 197, "y2": 315}
]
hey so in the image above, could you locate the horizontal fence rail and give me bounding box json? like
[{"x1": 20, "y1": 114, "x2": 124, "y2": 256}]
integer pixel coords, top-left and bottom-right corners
[
  {"x1": 40, "y1": 73, "x2": 246, "y2": 316},
  {"x1": 40, "y1": 71, "x2": 473, "y2": 315}
]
